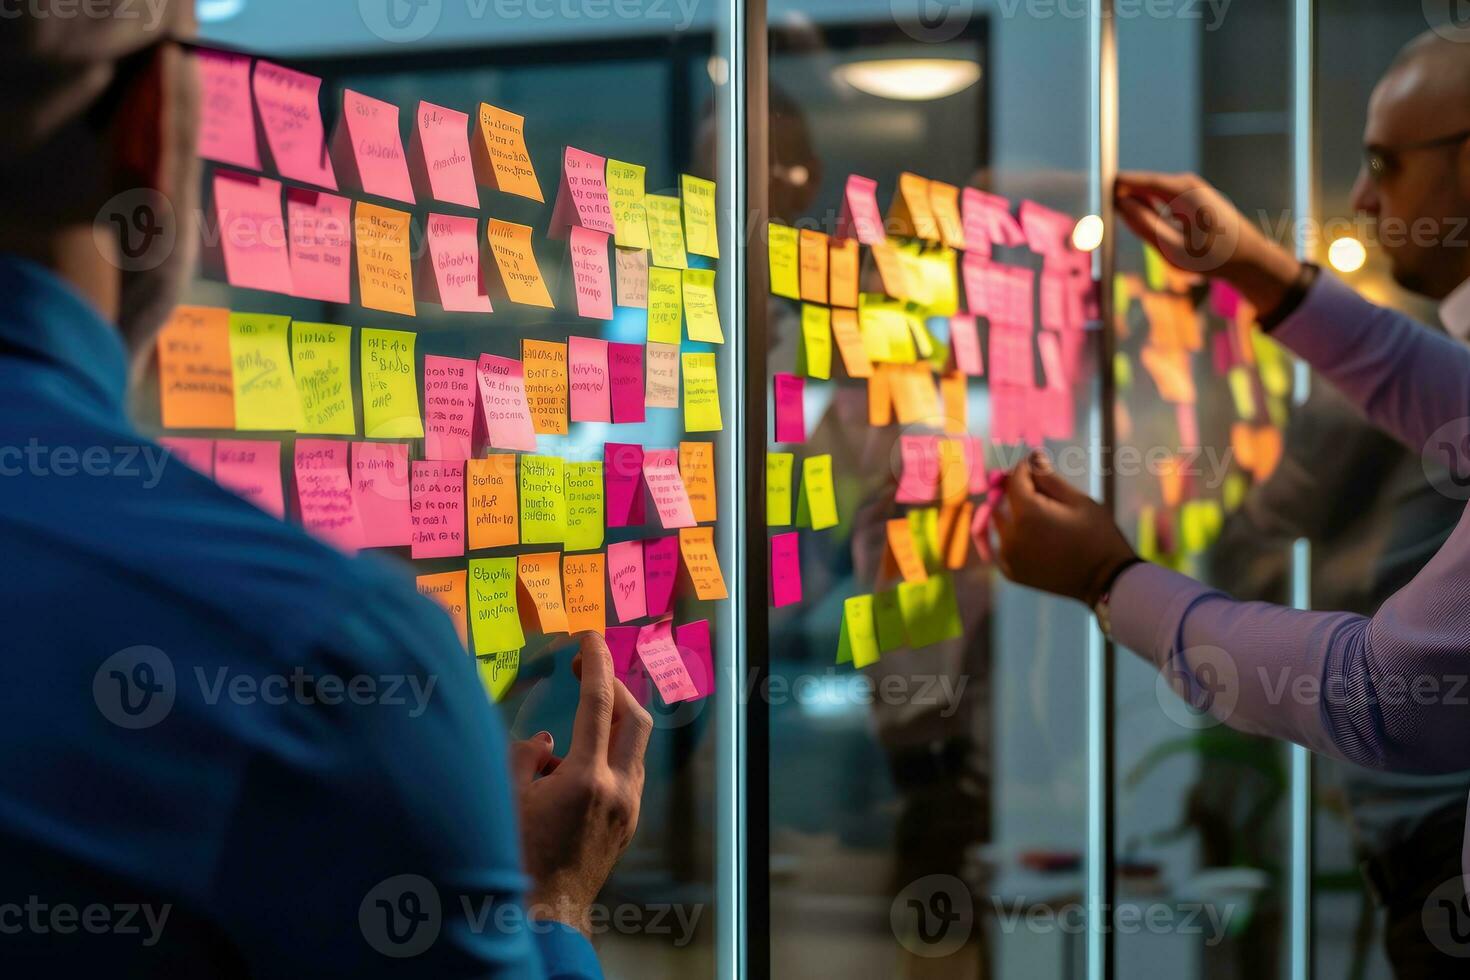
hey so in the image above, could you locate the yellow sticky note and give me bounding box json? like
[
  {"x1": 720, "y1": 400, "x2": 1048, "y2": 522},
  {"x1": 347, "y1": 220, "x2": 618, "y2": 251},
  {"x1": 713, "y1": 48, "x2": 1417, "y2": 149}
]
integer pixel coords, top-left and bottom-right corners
[
  {"x1": 919, "y1": 249, "x2": 960, "y2": 316},
  {"x1": 648, "y1": 266, "x2": 684, "y2": 344},
  {"x1": 361, "y1": 327, "x2": 423, "y2": 438},
  {"x1": 478, "y1": 651, "x2": 520, "y2": 703},
  {"x1": 799, "y1": 304, "x2": 832, "y2": 380},
  {"x1": 564, "y1": 461, "x2": 605, "y2": 552},
  {"x1": 680, "y1": 174, "x2": 719, "y2": 258},
  {"x1": 679, "y1": 526, "x2": 728, "y2": 600},
  {"x1": 682, "y1": 352, "x2": 722, "y2": 432},
  {"x1": 796, "y1": 454, "x2": 839, "y2": 531},
  {"x1": 228, "y1": 312, "x2": 301, "y2": 431},
  {"x1": 354, "y1": 202, "x2": 416, "y2": 316},
  {"x1": 645, "y1": 194, "x2": 688, "y2": 269},
  {"x1": 679, "y1": 441, "x2": 717, "y2": 523},
  {"x1": 607, "y1": 160, "x2": 651, "y2": 250},
  {"x1": 767, "y1": 452, "x2": 794, "y2": 527},
  {"x1": 291, "y1": 321, "x2": 355, "y2": 435},
  {"x1": 1228, "y1": 365, "x2": 1257, "y2": 419},
  {"x1": 518, "y1": 552, "x2": 569, "y2": 634},
  {"x1": 519, "y1": 455, "x2": 565, "y2": 545},
  {"x1": 897, "y1": 572, "x2": 962, "y2": 648},
  {"x1": 468, "y1": 557, "x2": 524, "y2": 656},
  {"x1": 768, "y1": 223, "x2": 800, "y2": 300},
  {"x1": 682, "y1": 268, "x2": 723, "y2": 344},
  {"x1": 836, "y1": 594, "x2": 880, "y2": 668}
]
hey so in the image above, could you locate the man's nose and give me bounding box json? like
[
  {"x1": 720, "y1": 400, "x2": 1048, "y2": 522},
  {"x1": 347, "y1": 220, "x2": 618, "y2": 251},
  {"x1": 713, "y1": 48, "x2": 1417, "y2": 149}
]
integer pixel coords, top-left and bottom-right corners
[{"x1": 1350, "y1": 167, "x2": 1379, "y2": 215}]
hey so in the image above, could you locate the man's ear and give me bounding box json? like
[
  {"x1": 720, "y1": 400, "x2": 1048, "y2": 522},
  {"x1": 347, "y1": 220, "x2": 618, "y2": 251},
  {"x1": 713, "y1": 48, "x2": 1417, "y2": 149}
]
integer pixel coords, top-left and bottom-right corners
[{"x1": 109, "y1": 46, "x2": 172, "y2": 194}]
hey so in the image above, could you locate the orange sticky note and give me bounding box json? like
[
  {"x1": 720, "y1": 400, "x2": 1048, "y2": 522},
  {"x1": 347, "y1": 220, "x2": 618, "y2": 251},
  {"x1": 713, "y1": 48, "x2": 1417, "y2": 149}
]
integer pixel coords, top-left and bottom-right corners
[
  {"x1": 1140, "y1": 344, "x2": 1197, "y2": 404},
  {"x1": 929, "y1": 180, "x2": 966, "y2": 249},
  {"x1": 518, "y1": 552, "x2": 570, "y2": 634},
  {"x1": 944, "y1": 501, "x2": 974, "y2": 570},
  {"x1": 679, "y1": 526, "x2": 728, "y2": 600},
  {"x1": 830, "y1": 238, "x2": 859, "y2": 308},
  {"x1": 466, "y1": 455, "x2": 519, "y2": 550},
  {"x1": 831, "y1": 308, "x2": 871, "y2": 379},
  {"x1": 679, "y1": 441, "x2": 718, "y2": 523},
  {"x1": 417, "y1": 570, "x2": 469, "y2": 648},
  {"x1": 888, "y1": 172, "x2": 939, "y2": 241},
  {"x1": 522, "y1": 339, "x2": 569, "y2": 435},
  {"x1": 886, "y1": 518, "x2": 929, "y2": 583},
  {"x1": 486, "y1": 219, "x2": 554, "y2": 308},
  {"x1": 939, "y1": 437, "x2": 969, "y2": 504},
  {"x1": 563, "y1": 553, "x2": 607, "y2": 635},
  {"x1": 471, "y1": 103, "x2": 543, "y2": 202},
  {"x1": 157, "y1": 305, "x2": 234, "y2": 429},
  {"x1": 870, "y1": 241, "x2": 910, "y2": 300},
  {"x1": 869, "y1": 367, "x2": 894, "y2": 426},
  {"x1": 799, "y1": 229, "x2": 829, "y2": 304},
  {"x1": 354, "y1": 202, "x2": 416, "y2": 316},
  {"x1": 940, "y1": 373, "x2": 968, "y2": 435}
]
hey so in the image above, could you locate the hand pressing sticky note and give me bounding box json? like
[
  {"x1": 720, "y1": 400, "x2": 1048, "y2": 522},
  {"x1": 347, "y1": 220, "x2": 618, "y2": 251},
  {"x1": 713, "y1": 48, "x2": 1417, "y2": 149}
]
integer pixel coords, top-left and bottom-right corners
[
  {"x1": 637, "y1": 618, "x2": 700, "y2": 703},
  {"x1": 568, "y1": 336, "x2": 611, "y2": 423},
  {"x1": 229, "y1": 312, "x2": 300, "y2": 431},
  {"x1": 476, "y1": 354, "x2": 537, "y2": 452},
  {"x1": 471, "y1": 103, "x2": 543, "y2": 202},
  {"x1": 416, "y1": 569, "x2": 469, "y2": 649},
  {"x1": 682, "y1": 269, "x2": 723, "y2": 343},
  {"x1": 549, "y1": 146, "x2": 615, "y2": 238},
  {"x1": 466, "y1": 454, "x2": 519, "y2": 550},
  {"x1": 770, "y1": 532, "x2": 802, "y2": 608},
  {"x1": 830, "y1": 309, "x2": 871, "y2": 379},
  {"x1": 836, "y1": 594, "x2": 880, "y2": 667},
  {"x1": 410, "y1": 460, "x2": 464, "y2": 559},
  {"x1": 421, "y1": 213, "x2": 491, "y2": 313},
  {"x1": 410, "y1": 101, "x2": 478, "y2": 209},
  {"x1": 647, "y1": 266, "x2": 684, "y2": 344},
  {"x1": 679, "y1": 526, "x2": 728, "y2": 600},
  {"x1": 291, "y1": 322, "x2": 355, "y2": 435},
  {"x1": 607, "y1": 160, "x2": 651, "y2": 249},
  {"x1": 469, "y1": 557, "x2": 524, "y2": 656},
  {"x1": 157, "y1": 306, "x2": 234, "y2": 429},
  {"x1": 682, "y1": 353, "x2": 722, "y2": 432},
  {"x1": 607, "y1": 539, "x2": 647, "y2": 623},
  {"x1": 798, "y1": 229, "x2": 829, "y2": 304},
  {"x1": 332, "y1": 89, "x2": 415, "y2": 204},
  {"x1": 563, "y1": 554, "x2": 606, "y2": 635},
  {"x1": 680, "y1": 175, "x2": 719, "y2": 258},
  {"x1": 645, "y1": 342, "x2": 680, "y2": 410},
  {"x1": 214, "y1": 171, "x2": 293, "y2": 296},
  {"x1": 522, "y1": 340, "x2": 569, "y2": 435},
  {"x1": 361, "y1": 328, "x2": 423, "y2": 438},
  {"x1": 609, "y1": 342, "x2": 646, "y2": 424},
  {"x1": 570, "y1": 227, "x2": 614, "y2": 320},
  {"x1": 643, "y1": 536, "x2": 679, "y2": 618},
  {"x1": 678, "y1": 441, "x2": 717, "y2": 524},
  {"x1": 773, "y1": 374, "x2": 806, "y2": 444},
  {"x1": 519, "y1": 455, "x2": 566, "y2": 545},
  {"x1": 214, "y1": 439, "x2": 283, "y2": 518},
  {"x1": 253, "y1": 62, "x2": 336, "y2": 190},
  {"x1": 355, "y1": 203, "x2": 416, "y2": 316},
  {"x1": 796, "y1": 454, "x2": 839, "y2": 531},
  {"x1": 517, "y1": 553, "x2": 569, "y2": 634},
  {"x1": 605, "y1": 443, "x2": 646, "y2": 528},
  {"x1": 294, "y1": 439, "x2": 364, "y2": 553},
  {"x1": 485, "y1": 219, "x2": 554, "y2": 308},
  {"x1": 286, "y1": 188, "x2": 351, "y2": 304},
  {"x1": 642, "y1": 449, "x2": 697, "y2": 529},
  {"x1": 423, "y1": 354, "x2": 477, "y2": 461},
  {"x1": 563, "y1": 461, "x2": 604, "y2": 552},
  {"x1": 606, "y1": 627, "x2": 647, "y2": 703},
  {"x1": 767, "y1": 224, "x2": 800, "y2": 300},
  {"x1": 351, "y1": 441, "x2": 412, "y2": 548},
  {"x1": 799, "y1": 305, "x2": 832, "y2": 380},
  {"x1": 645, "y1": 194, "x2": 688, "y2": 270},
  {"x1": 197, "y1": 49, "x2": 258, "y2": 170},
  {"x1": 766, "y1": 452, "x2": 794, "y2": 527}
]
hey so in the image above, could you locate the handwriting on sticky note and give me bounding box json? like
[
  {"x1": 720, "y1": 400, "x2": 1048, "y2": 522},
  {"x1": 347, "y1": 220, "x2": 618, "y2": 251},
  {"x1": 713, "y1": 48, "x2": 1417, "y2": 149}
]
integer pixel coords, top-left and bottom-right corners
[
  {"x1": 570, "y1": 227, "x2": 614, "y2": 320},
  {"x1": 253, "y1": 61, "x2": 336, "y2": 189},
  {"x1": 158, "y1": 306, "x2": 234, "y2": 429},
  {"x1": 518, "y1": 553, "x2": 569, "y2": 634},
  {"x1": 682, "y1": 353, "x2": 722, "y2": 432},
  {"x1": 682, "y1": 269, "x2": 723, "y2": 343},
  {"x1": 352, "y1": 441, "x2": 412, "y2": 547},
  {"x1": 159, "y1": 437, "x2": 214, "y2": 476},
  {"x1": 466, "y1": 454, "x2": 519, "y2": 550},
  {"x1": 770, "y1": 532, "x2": 802, "y2": 608},
  {"x1": 229, "y1": 312, "x2": 300, "y2": 431},
  {"x1": 637, "y1": 618, "x2": 699, "y2": 702},
  {"x1": 550, "y1": 146, "x2": 615, "y2": 237},
  {"x1": 197, "y1": 49, "x2": 258, "y2": 170},
  {"x1": 615, "y1": 246, "x2": 648, "y2": 308},
  {"x1": 678, "y1": 441, "x2": 717, "y2": 523},
  {"x1": 361, "y1": 327, "x2": 423, "y2": 438},
  {"x1": 422, "y1": 355, "x2": 476, "y2": 460},
  {"x1": 645, "y1": 341, "x2": 680, "y2": 409},
  {"x1": 295, "y1": 439, "x2": 364, "y2": 552},
  {"x1": 522, "y1": 340, "x2": 568, "y2": 435},
  {"x1": 411, "y1": 101, "x2": 478, "y2": 208},
  {"x1": 423, "y1": 213, "x2": 491, "y2": 313},
  {"x1": 605, "y1": 443, "x2": 646, "y2": 527},
  {"x1": 647, "y1": 266, "x2": 684, "y2": 343},
  {"x1": 476, "y1": 354, "x2": 538, "y2": 452},
  {"x1": 680, "y1": 174, "x2": 719, "y2": 258},
  {"x1": 214, "y1": 171, "x2": 293, "y2": 295},
  {"x1": 829, "y1": 237, "x2": 859, "y2": 308},
  {"x1": 607, "y1": 160, "x2": 651, "y2": 249},
  {"x1": 766, "y1": 452, "x2": 793, "y2": 526},
  {"x1": 608, "y1": 342, "x2": 646, "y2": 424},
  {"x1": 519, "y1": 455, "x2": 566, "y2": 544},
  {"x1": 333, "y1": 89, "x2": 414, "y2": 204},
  {"x1": 417, "y1": 570, "x2": 469, "y2": 648},
  {"x1": 767, "y1": 223, "x2": 800, "y2": 300},
  {"x1": 214, "y1": 439, "x2": 283, "y2": 518},
  {"x1": 472, "y1": 103, "x2": 543, "y2": 201},
  {"x1": 837, "y1": 595, "x2": 880, "y2": 667},
  {"x1": 564, "y1": 461, "x2": 604, "y2": 552},
  {"x1": 410, "y1": 460, "x2": 464, "y2": 559},
  {"x1": 608, "y1": 539, "x2": 648, "y2": 623},
  {"x1": 286, "y1": 188, "x2": 351, "y2": 304},
  {"x1": 773, "y1": 374, "x2": 805, "y2": 443},
  {"x1": 829, "y1": 308, "x2": 871, "y2": 379},
  {"x1": 679, "y1": 525, "x2": 727, "y2": 600},
  {"x1": 486, "y1": 219, "x2": 554, "y2": 308},
  {"x1": 800, "y1": 304, "x2": 832, "y2": 380},
  {"x1": 886, "y1": 518, "x2": 929, "y2": 582},
  {"x1": 838, "y1": 174, "x2": 885, "y2": 244},
  {"x1": 469, "y1": 557, "x2": 524, "y2": 657},
  {"x1": 797, "y1": 454, "x2": 839, "y2": 531},
  {"x1": 798, "y1": 229, "x2": 829, "y2": 304},
  {"x1": 645, "y1": 194, "x2": 688, "y2": 269},
  {"x1": 643, "y1": 449, "x2": 697, "y2": 529},
  {"x1": 567, "y1": 336, "x2": 611, "y2": 423},
  {"x1": 563, "y1": 554, "x2": 606, "y2": 634},
  {"x1": 643, "y1": 536, "x2": 679, "y2": 618},
  {"x1": 291, "y1": 321, "x2": 354, "y2": 435},
  {"x1": 355, "y1": 202, "x2": 416, "y2": 316}
]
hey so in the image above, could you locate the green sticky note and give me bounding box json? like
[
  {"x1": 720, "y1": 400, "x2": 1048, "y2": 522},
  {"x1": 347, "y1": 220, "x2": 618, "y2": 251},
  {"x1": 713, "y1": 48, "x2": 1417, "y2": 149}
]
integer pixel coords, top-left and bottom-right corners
[
  {"x1": 519, "y1": 455, "x2": 566, "y2": 544},
  {"x1": 645, "y1": 194, "x2": 688, "y2": 269},
  {"x1": 836, "y1": 594, "x2": 880, "y2": 668},
  {"x1": 229, "y1": 312, "x2": 301, "y2": 431},
  {"x1": 799, "y1": 303, "x2": 832, "y2": 380},
  {"x1": 1143, "y1": 244, "x2": 1168, "y2": 291},
  {"x1": 874, "y1": 589, "x2": 907, "y2": 653},
  {"x1": 361, "y1": 327, "x2": 424, "y2": 438},
  {"x1": 907, "y1": 507, "x2": 941, "y2": 572},
  {"x1": 468, "y1": 557, "x2": 524, "y2": 657},
  {"x1": 478, "y1": 650, "x2": 521, "y2": 704},
  {"x1": 564, "y1": 461, "x2": 605, "y2": 552},
  {"x1": 897, "y1": 573, "x2": 962, "y2": 649},
  {"x1": 682, "y1": 268, "x2": 723, "y2": 344},
  {"x1": 680, "y1": 174, "x2": 719, "y2": 259},
  {"x1": 606, "y1": 159, "x2": 651, "y2": 250},
  {"x1": 1137, "y1": 505, "x2": 1158, "y2": 562},
  {"x1": 768, "y1": 223, "x2": 800, "y2": 300},
  {"x1": 796, "y1": 454, "x2": 838, "y2": 531},
  {"x1": 647, "y1": 266, "x2": 684, "y2": 344},
  {"x1": 767, "y1": 452, "x2": 794, "y2": 526},
  {"x1": 1223, "y1": 473, "x2": 1248, "y2": 513},
  {"x1": 291, "y1": 321, "x2": 355, "y2": 435}
]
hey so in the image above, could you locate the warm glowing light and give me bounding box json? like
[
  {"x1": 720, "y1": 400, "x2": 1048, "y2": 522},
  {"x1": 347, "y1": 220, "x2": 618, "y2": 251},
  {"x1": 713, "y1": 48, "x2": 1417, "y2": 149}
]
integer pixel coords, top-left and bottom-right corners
[
  {"x1": 1072, "y1": 214, "x2": 1104, "y2": 252},
  {"x1": 832, "y1": 59, "x2": 982, "y2": 102},
  {"x1": 1328, "y1": 236, "x2": 1367, "y2": 273},
  {"x1": 706, "y1": 56, "x2": 730, "y2": 87}
]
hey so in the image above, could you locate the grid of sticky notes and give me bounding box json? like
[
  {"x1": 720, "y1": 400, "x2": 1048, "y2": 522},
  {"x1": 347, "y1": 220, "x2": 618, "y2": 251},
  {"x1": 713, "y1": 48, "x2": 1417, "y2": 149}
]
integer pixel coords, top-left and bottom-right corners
[
  {"x1": 767, "y1": 176, "x2": 1099, "y2": 668},
  {"x1": 175, "y1": 54, "x2": 728, "y2": 706}
]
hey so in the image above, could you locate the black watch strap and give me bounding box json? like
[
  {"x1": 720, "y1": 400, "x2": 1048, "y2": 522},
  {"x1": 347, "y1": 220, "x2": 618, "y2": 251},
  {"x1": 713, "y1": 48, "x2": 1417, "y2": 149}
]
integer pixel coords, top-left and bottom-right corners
[{"x1": 1257, "y1": 262, "x2": 1320, "y2": 334}]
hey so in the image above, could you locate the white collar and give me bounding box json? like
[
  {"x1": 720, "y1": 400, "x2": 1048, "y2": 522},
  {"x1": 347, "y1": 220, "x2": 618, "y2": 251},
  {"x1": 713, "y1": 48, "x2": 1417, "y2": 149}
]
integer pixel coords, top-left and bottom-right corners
[{"x1": 1440, "y1": 277, "x2": 1470, "y2": 344}]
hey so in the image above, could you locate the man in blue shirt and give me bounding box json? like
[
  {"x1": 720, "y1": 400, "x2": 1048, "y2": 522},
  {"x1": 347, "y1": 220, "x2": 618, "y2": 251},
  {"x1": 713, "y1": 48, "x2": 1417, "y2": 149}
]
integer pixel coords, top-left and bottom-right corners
[{"x1": 0, "y1": 4, "x2": 650, "y2": 975}]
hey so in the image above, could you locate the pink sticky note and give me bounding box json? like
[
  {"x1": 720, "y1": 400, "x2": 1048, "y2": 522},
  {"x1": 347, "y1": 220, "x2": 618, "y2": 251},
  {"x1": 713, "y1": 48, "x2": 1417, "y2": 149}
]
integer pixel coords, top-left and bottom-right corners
[
  {"x1": 286, "y1": 188, "x2": 351, "y2": 303},
  {"x1": 606, "y1": 626, "x2": 651, "y2": 705},
  {"x1": 410, "y1": 460, "x2": 465, "y2": 559},
  {"x1": 549, "y1": 146, "x2": 615, "y2": 237},
  {"x1": 294, "y1": 439, "x2": 365, "y2": 553},
  {"x1": 962, "y1": 187, "x2": 1025, "y2": 252},
  {"x1": 423, "y1": 214, "x2": 491, "y2": 313},
  {"x1": 252, "y1": 61, "x2": 336, "y2": 190},
  {"x1": 1038, "y1": 331, "x2": 1068, "y2": 393},
  {"x1": 1039, "y1": 268, "x2": 1070, "y2": 331},
  {"x1": 213, "y1": 170, "x2": 293, "y2": 294},
  {"x1": 770, "y1": 532, "x2": 802, "y2": 608},
  {"x1": 410, "y1": 101, "x2": 478, "y2": 208},
  {"x1": 837, "y1": 174, "x2": 885, "y2": 244},
  {"x1": 967, "y1": 437, "x2": 988, "y2": 496},
  {"x1": 962, "y1": 251, "x2": 992, "y2": 317},
  {"x1": 196, "y1": 49, "x2": 259, "y2": 170},
  {"x1": 642, "y1": 449, "x2": 696, "y2": 529},
  {"x1": 990, "y1": 383, "x2": 1028, "y2": 446},
  {"x1": 1210, "y1": 278, "x2": 1241, "y2": 319},
  {"x1": 773, "y1": 374, "x2": 806, "y2": 444},
  {"x1": 423, "y1": 355, "x2": 477, "y2": 460},
  {"x1": 896, "y1": 435, "x2": 941, "y2": 503},
  {"x1": 332, "y1": 89, "x2": 415, "y2": 204},
  {"x1": 607, "y1": 539, "x2": 648, "y2": 623},
  {"x1": 570, "y1": 227, "x2": 614, "y2": 320},
  {"x1": 213, "y1": 439, "x2": 283, "y2": 518},
  {"x1": 568, "y1": 336, "x2": 611, "y2": 423},
  {"x1": 989, "y1": 322, "x2": 1033, "y2": 388},
  {"x1": 642, "y1": 536, "x2": 680, "y2": 618},
  {"x1": 636, "y1": 618, "x2": 699, "y2": 703},
  {"x1": 1019, "y1": 200, "x2": 1076, "y2": 257},
  {"x1": 950, "y1": 314, "x2": 983, "y2": 376},
  {"x1": 971, "y1": 497, "x2": 995, "y2": 563},
  {"x1": 351, "y1": 441, "x2": 413, "y2": 548},
  {"x1": 159, "y1": 437, "x2": 214, "y2": 477},
  {"x1": 674, "y1": 619, "x2": 714, "y2": 701},
  {"x1": 608, "y1": 342, "x2": 646, "y2": 424},
  {"x1": 475, "y1": 354, "x2": 537, "y2": 452},
  {"x1": 605, "y1": 443, "x2": 647, "y2": 527}
]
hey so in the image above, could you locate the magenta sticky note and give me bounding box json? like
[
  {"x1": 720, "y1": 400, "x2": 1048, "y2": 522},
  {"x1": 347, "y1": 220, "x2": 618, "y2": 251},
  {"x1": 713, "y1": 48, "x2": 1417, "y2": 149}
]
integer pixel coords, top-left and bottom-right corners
[
  {"x1": 213, "y1": 439, "x2": 283, "y2": 518},
  {"x1": 410, "y1": 460, "x2": 465, "y2": 559},
  {"x1": 411, "y1": 101, "x2": 478, "y2": 208},
  {"x1": 196, "y1": 49, "x2": 259, "y2": 170},
  {"x1": 214, "y1": 170, "x2": 293, "y2": 295},
  {"x1": 770, "y1": 532, "x2": 802, "y2": 608},
  {"x1": 351, "y1": 441, "x2": 413, "y2": 548},
  {"x1": 642, "y1": 449, "x2": 696, "y2": 529},
  {"x1": 607, "y1": 539, "x2": 648, "y2": 623},
  {"x1": 950, "y1": 314, "x2": 983, "y2": 376},
  {"x1": 674, "y1": 619, "x2": 714, "y2": 701},
  {"x1": 252, "y1": 61, "x2": 336, "y2": 190},
  {"x1": 423, "y1": 355, "x2": 477, "y2": 460},
  {"x1": 333, "y1": 89, "x2": 415, "y2": 204},
  {"x1": 570, "y1": 227, "x2": 614, "y2": 320},
  {"x1": 568, "y1": 336, "x2": 611, "y2": 423},
  {"x1": 286, "y1": 188, "x2": 351, "y2": 303},
  {"x1": 636, "y1": 618, "x2": 699, "y2": 703},
  {"x1": 606, "y1": 625, "x2": 651, "y2": 705},
  {"x1": 773, "y1": 374, "x2": 806, "y2": 444},
  {"x1": 549, "y1": 145, "x2": 615, "y2": 237},
  {"x1": 294, "y1": 439, "x2": 365, "y2": 553},
  {"x1": 837, "y1": 174, "x2": 885, "y2": 244},
  {"x1": 643, "y1": 536, "x2": 679, "y2": 617},
  {"x1": 1210, "y1": 278, "x2": 1242, "y2": 319},
  {"x1": 896, "y1": 435, "x2": 940, "y2": 503},
  {"x1": 605, "y1": 443, "x2": 647, "y2": 527},
  {"x1": 159, "y1": 437, "x2": 214, "y2": 477},
  {"x1": 423, "y1": 213, "x2": 491, "y2": 313},
  {"x1": 608, "y1": 342, "x2": 646, "y2": 424},
  {"x1": 475, "y1": 354, "x2": 537, "y2": 452}
]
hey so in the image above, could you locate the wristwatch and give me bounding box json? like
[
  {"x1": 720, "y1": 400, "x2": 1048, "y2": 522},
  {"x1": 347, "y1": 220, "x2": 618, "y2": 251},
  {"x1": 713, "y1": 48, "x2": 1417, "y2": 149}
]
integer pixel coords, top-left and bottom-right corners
[{"x1": 1091, "y1": 557, "x2": 1144, "y2": 640}]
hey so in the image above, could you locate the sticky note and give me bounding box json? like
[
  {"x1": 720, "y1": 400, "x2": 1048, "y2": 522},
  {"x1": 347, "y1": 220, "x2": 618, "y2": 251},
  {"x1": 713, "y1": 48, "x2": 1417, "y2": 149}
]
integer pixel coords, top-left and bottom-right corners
[
  {"x1": 643, "y1": 449, "x2": 697, "y2": 529},
  {"x1": 197, "y1": 49, "x2": 259, "y2": 170},
  {"x1": 679, "y1": 441, "x2": 717, "y2": 524},
  {"x1": 518, "y1": 553, "x2": 569, "y2": 634},
  {"x1": 799, "y1": 304, "x2": 832, "y2": 380},
  {"x1": 476, "y1": 354, "x2": 538, "y2": 452},
  {"x1": 294, "y1": 439, "x2": 364, "y2": 552},
  {"x1": 607, "y1": 160, "x2": 651, "y2": 249},
  {"x1": 213, "y1": 439, "x2": 283, "y2": 518},
  {"x1": 466, "y1": 454, "x2": 519, "y2": 550},
  {"x1": 469, "y1": 557, "x2": 524, "y2": 655},
  {"x1": 422, "y1": 213, "x2": 491, "y2": 313},
  {"x1": 608, "y1": 539, "x2": 648, "y2": 623},
  {"x1": 680, "y1": 526, "x2": 727, "y2": 600},
  {"x1": 766, "y1": 452, "x2": 794, "y2": 526},
  {"x1": 827, "y1": 309, "x2": 870, "y2": 380},
  {"x1": 519, "y1": 455, "x2": 566, "y2": 545},
  {"x1": 608, "y1": 627, "x2": 650, "y2": 704},
  {"x1": 682, "y1": 353, "x2": 722, "y2": 432},
  {"x1": 157, "y1": 306, "x2": 234, "y2": 429},
  {"x1": 564, "y1": 461, "x2": 605, "y2": 551},
  {"x1": 410, "y1": 101, "x2": 478, "y2": 208},
  {"x1": 793, "y1": 229, "x2": 830, "y2": 304},
  {"x1": 970, "y1": 498, "x2": 995, "y2": 563},
  {"x1": 869, "y1": 241, "x2": 910, "y2": 300},
  {"x1": 796, "y1": 454, "x2": 839, "y2": 531},
  {"x1": 486, "y1": 219, "x2": 554, "y2": 308},
  {"x1": 770, "y1": 532, "x2": 802, "y2": 607},
  {"x1": 354, "y1": 202, "x2": 416, "y2": 316},
  {"x1": 605, "y1": 443, "x2": 646, "y2": 527},
  {"x1": 563, "y1": 554, "x2": 606, "y2": 635},
  {"x1": 675, "y1": 620, "x2": 715, "y2": 700},
  {"x1": 286, "y1": 188, "x2": 351, "y2": 304},
  {"x1": 351, "y1": 441, "x2": 412, "y2": 547},
  {"x1": 569, "y1": 226, "x2": 614, "y2": 319},
  {"x1": 214, "y1": 171, "x2": 293, "y2": 295},
  {"x1": 638, "y1": 618, "x2": 700, "y2": 703},
  {"x1": 410, "y1": 460, "x2": 465, "y2": 559},
  {"x1": 291, "y1": 321, "x2": 354, "y2": 435},
  {"x1": 615, "y1": 246, "x2": 649, "y2": 308},
  {"x1": 645, "y1": 342, "x2": 680, "y2": 409},
  {"x1": 682, "y1": 269, "x2": 723, "y2": 343},
  {"x1": 773, "y1": 374, "x2": 806, "y2": 443},
  {"x1": 550, "y1": 146, "x2": 615, "y2": 237},
  {"x1": 417, "y1": 570, "x2": 469, "y2": 648},
  {"x1": 829, "y1": 237, "x2": 860, "y2": 308},
  {"x1": 888, "y1": 172, "x2": 939, "y2": 241},
  {"x1": 422, "y1": 355, "x2": 476, "y2": 460},
  {"x1": 675, "y1": 175, "x2": 717, "y2": 259},
  {"x1": 645, "y1": 194, "x2": 688, "y2": 269},
  {"x1": 609, "y1": 342, "x2": 646, "y2": 424},
  {"x1": 962, "y1": 187, "x2": 1025, "y2": 251},
  {"x1": 950, "y1": 314, "x2": 984, "y2": 376},
  {"x1": 228, "y1": 312, "x2": 300, "y2": 431},
  {"x1": 944, "y1": 500, "x2": 974, "y2": 570},
  {"x1": 159, "y1": 437, "x2": 214, "y2": 476},
  {"x1": 868, "y1": 368, "x2": 894, "y2": 426},
  {"x1": 940, "y1": 374, "x2": 968, "y2": 435},
  {"x1": 897, "y1": 573, "x2": 963, "y2": 648},
  {"x1": 647, "y1": 266, "x2": 684, "y2": 343},
  {"x1": 643, "y1": 536, "x2": 679, "y2": 618},
  {"x1": 568, "y1": 336, "x2": 611, "y2": 423},
  {"x1": 522, "y1": 340, "x2": 569, "y2": 435},
  {"x1": 908, "y1": 507, "x2": 941, "y2": 571},
  {"x1": 471, "y1": 103, "x2": 543, "y2": 201},
  {"x1": 874, "y1": 589, "x2": 907, "y2": 653},
  {"x1": 767, "y1": 223, "x2": 800, "y2": 300},
  {"x1": 360, "y1": 328, "x2": 423, "y2": 438},
  {"x1": 929, "y1": 180, "x2": 966, "y2": 249},
  {"x1": 836, "y1": 594, "x2": 880, "y2": 667},
  {"x1": 253, "y1": 62, "x2": 336, "y2": 189},
  {"x1": 886, "y1": 518, "x2": 929, "y2": 583},
  {"x1": 895, "y1": 435, "x2": 938, "y2": 503},
  {"x1": 332, "y1": 89, "x2": 414, "y2": 204},
  {"x1": 478, "y1": 650, "x2": 520, "y2": 703},
  {"x1": 837, "y1": 174, "x2": 885, "y2": 244}
]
